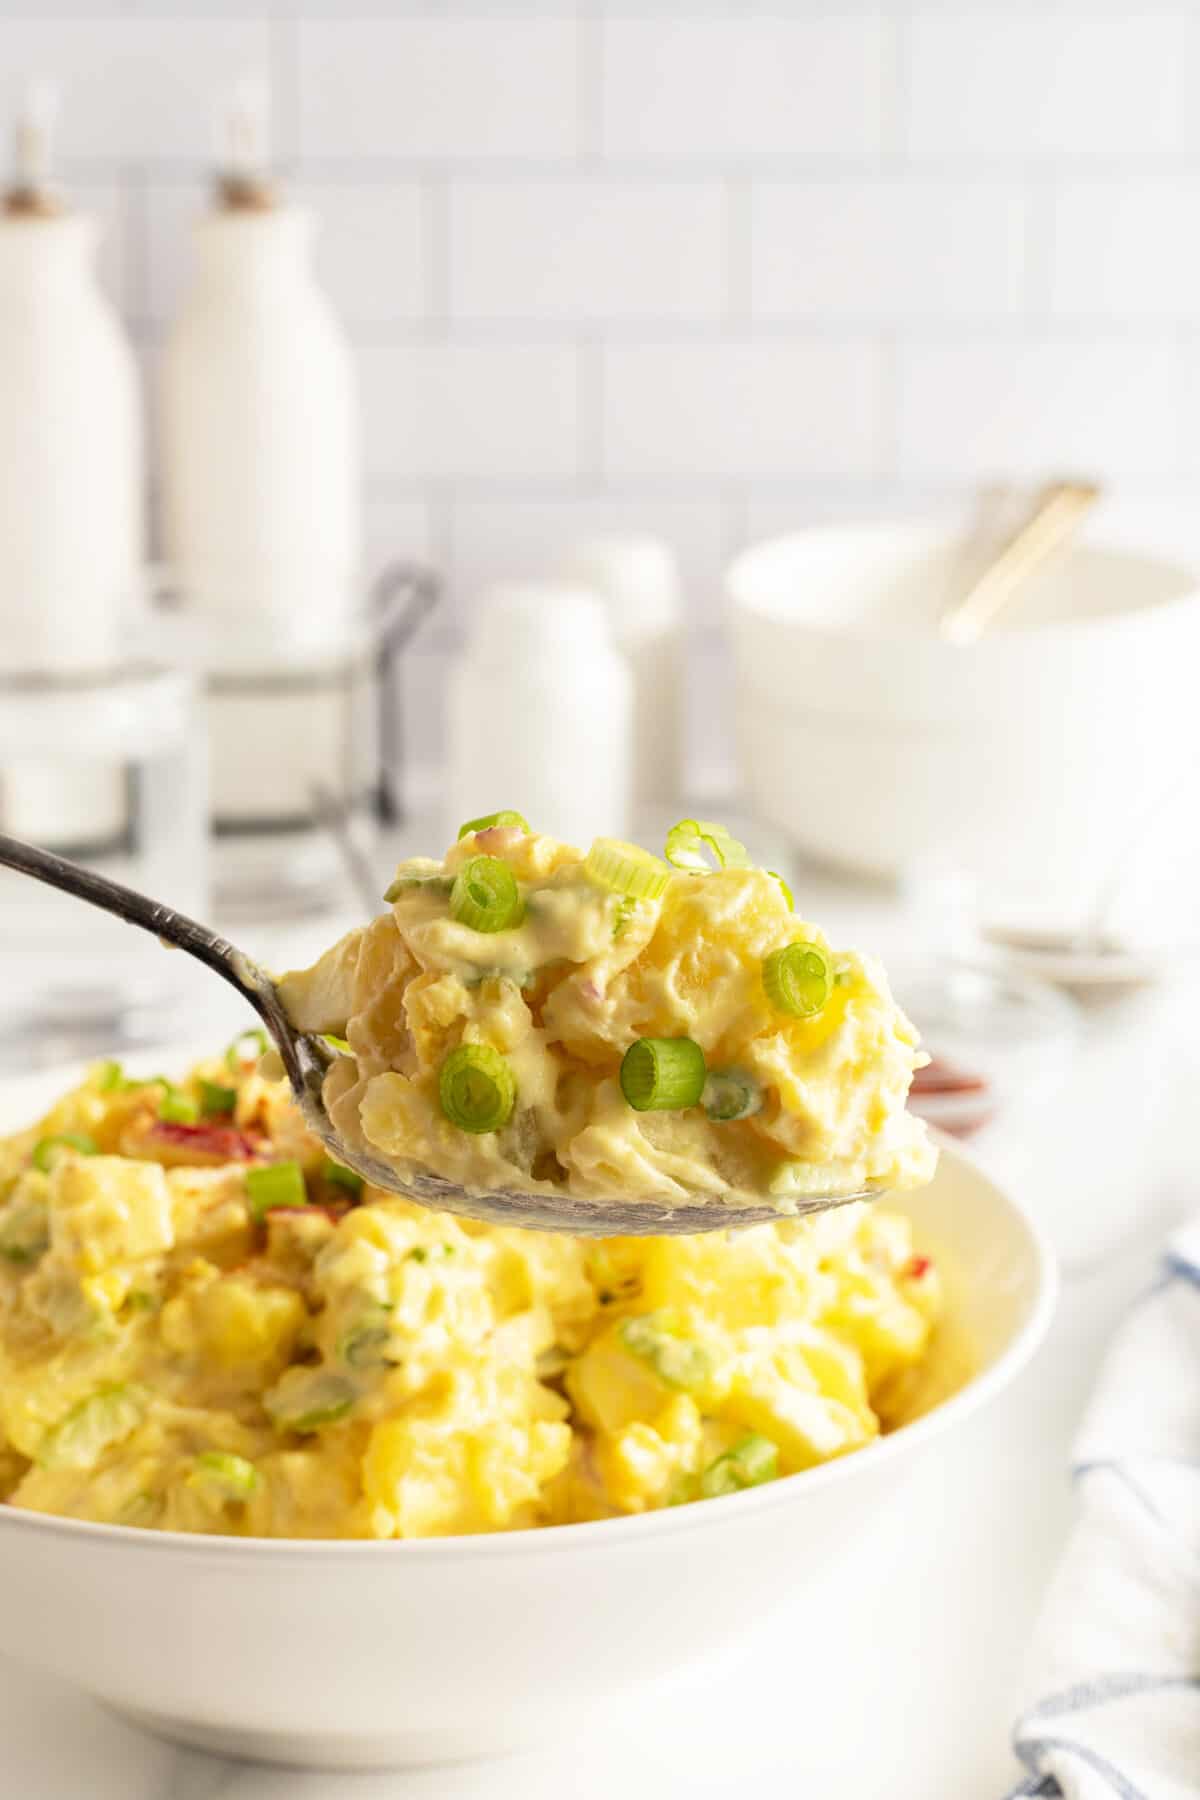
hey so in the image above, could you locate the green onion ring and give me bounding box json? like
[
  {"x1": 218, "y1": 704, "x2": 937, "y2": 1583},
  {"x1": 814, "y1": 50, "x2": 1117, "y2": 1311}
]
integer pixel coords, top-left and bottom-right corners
[{"x1": 439, "y1": 1044, "x2": 517, "y2": 1134}]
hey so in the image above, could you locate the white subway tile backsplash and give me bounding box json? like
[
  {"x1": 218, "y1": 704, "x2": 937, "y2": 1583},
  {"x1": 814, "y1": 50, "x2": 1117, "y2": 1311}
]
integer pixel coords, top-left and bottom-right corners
[
  {"x1": 446, "y1": 494, "x2": 734, "y2": 632},
  {"x1": 904, "y1": 12, "x2": 1186, "y2": 156},
  {"x1": 143, "y1": 179, "x2": 430, "y2": 327},
  {"x1": 897, "y1": 339, "x2": 1180, "y2": 483},
  {"x1": 296, "y1": 18, "x2": 579, "y2": 159},
  {"x1": 449, "y1": 179, "x2": 728, "y2": 323},
  {"x1": 601, "y1": 17, "x2": 884, "y2": 157},
  {"x1": 358, "y1": 344, "x2": 580, "y2": 482},
  {"x1": 10, "y1": 3, "x2": 1200, "y2": 792},
  {"x1": 1050, "y1": 179, "x2": 1200, "y2": 321},
  {"x1": 751, "y1": 179, "x2": 1026, "y2": 321},
  {"x1": 0, "y1": 19, "x2": 270, "y2": 163},
  {"x1": 602, "y1": 341, "x2": 883, "y2": 480}
]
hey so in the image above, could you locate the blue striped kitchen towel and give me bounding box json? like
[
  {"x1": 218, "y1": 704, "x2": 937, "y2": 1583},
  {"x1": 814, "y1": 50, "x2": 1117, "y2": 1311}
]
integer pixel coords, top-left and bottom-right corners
[{"x1": 1007, "y1": 1219, "x2": 1200, "y2": 1799}]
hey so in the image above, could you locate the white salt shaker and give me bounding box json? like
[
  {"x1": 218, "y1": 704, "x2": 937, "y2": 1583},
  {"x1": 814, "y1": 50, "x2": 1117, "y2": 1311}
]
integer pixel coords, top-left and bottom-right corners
[
  {"x1": 445, "y1": 583, "x2": 632, "y2": 847},
  {"x1": 562, "y1": 538, "x2": 684, "y2": 809}
]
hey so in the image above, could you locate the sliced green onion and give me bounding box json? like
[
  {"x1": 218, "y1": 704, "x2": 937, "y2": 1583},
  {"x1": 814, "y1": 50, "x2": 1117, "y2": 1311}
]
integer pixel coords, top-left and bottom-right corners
[
  {"x1": 619, "y1": 1315, "x2": 713, "y2": 1392},
  {"x1": 338, "y1": 1305, "x2": 393, "y2": 1369},
  {"x1": 190, "y1": 1451, "x2": 260, "y2": 1499},
  {"x1": 768, "y1": 870, "x2": 794, "y2": 910},
  {"x1": 701, "y1": 1069, "x2": 763, "y2": 1123},
  {"x1": 199, "y1": 1079, "x2": 237, "y2": 1118},
  {"x1": 438, "y1": 1045, "x2": 516, "y2": 1135},
  {"x1": 383, "y1": 873, "x2": 454, "y2": 902},
  {"x1": 0, "y1": 1200, "x2": 49, "y2": 1265},
  {"x1": 39, "y1": 1385, "x2": 144, "y2": 1471},
  {"x1": 322, "y1": 1157, "x2": 363, "y2": 1197},
  {"x1": 664, "y1": 819, "x2": 751, "y2": 873},
  {"x1": 265, "y1": 1372, "x2": 356, "y2": 1435},
  {"x1": 225, "y1": 1028, "x2": 269, "y2": 1072},
  {"x1": 322, "y1": 1034, "x2": 351, "y2": 1053},
  {"x1": 457, "y1": 810, "x2": 530, "y2": 839},
  {"x1": 583, "y1": 838, "x2": 672, "y2": 901},
  {"x1": 762, "y1": 942, "x2": 832, "y2": 1020},
  {"x1": 407, "y1": 1243, "x2": 454, "y2": 1264},
  {"x1": 32, "y1": 1132, "x2": 98, "y2": 1173},
  {"x1": 156, "y1": 1082, "x2": 199, "y2": 1125},
  {"x1": 619, "y1": 1038, "x2": 706, "y2": 1113},
  {"x1": 449, "y1": 855, "x2": 524, "y2": 934},
  {"x1": 245, "y1": 1162, "x2": 307, "y2": 1221},
  {"x1": 95, "y1": 1059, "x2": 125, "y2": 1092},
  {"x1": 699, "y1": 1434, "x2": 779, "y2": 1499}
]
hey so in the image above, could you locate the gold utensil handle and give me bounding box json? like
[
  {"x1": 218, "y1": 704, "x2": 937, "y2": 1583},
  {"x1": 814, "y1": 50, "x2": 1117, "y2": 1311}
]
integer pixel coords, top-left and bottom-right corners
[{"x1": 940, "y1": 478, "x2": 1101, "y2": 645}]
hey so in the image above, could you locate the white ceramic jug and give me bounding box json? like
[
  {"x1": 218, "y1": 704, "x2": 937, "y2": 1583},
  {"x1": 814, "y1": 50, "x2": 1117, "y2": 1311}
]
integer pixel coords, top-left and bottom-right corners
[
  {"x1": 0, "y1": 211, "x2": 142, "y2": 675},
  {"x1": 160, "y1": 192, "x2": 360, "y2": 658}
]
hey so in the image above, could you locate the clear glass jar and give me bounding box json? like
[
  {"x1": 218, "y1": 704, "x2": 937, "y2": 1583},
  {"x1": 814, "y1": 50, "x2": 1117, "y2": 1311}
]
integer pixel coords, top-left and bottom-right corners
[{"x1": 0, "y1": 663, "x2": 209, "y2": 1061}]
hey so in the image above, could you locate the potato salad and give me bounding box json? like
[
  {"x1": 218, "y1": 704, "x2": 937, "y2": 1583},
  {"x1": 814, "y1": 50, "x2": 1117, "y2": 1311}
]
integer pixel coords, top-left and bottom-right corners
[
  {"x1": 280, "y1": 815, "x2": 937, "y2": 1214},
  {"x1": 0, "y1": 1043, "x2": 941, "y2": 1537}
]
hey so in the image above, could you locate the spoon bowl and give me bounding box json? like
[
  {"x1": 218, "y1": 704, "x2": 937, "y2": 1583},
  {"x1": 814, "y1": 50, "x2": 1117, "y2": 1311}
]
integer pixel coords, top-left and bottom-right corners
[{"x1": 0, "y1": 832, "x2": 874, "y2": 1236}]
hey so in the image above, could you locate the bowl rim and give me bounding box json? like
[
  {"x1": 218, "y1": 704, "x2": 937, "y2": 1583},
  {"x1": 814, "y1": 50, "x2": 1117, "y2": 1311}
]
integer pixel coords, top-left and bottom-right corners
[
  {"x1": 725, "y1": 517, "x2": 1200, "y2": 646},
  {"x1": 0, "y1": 1136, "x2": 1058, "y2": 1565}
]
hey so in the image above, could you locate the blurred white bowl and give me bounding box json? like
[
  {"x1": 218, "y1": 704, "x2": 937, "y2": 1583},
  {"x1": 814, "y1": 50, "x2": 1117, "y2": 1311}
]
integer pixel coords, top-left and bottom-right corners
[
  {"x1": 0, "y1": 1135, "x2": 1054, "y2": 1769},
  {"x1": 728, "y1": 522, "x2": 1200, "y2": 916}
]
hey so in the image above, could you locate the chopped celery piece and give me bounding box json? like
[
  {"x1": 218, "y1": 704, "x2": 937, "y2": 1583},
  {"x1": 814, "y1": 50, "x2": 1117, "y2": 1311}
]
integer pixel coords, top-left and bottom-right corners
[
  {"x1": 153, "y1": 1080, "x2": 198, "y2": 1124},
  {"x1": 191, "y1": 1451, "x2": 260, "y2": 1499},
  {"x1": 199, "y1": 1079, "x2": 237, "y2": 1117},
  {"x1": 322, "y1": 1157, "x2": 363, "y2": 1197},
  {"x1": 245, "y1": 1162, "x2": 307, "y2": 1221},
  {"x1": 265, "y1": 1372, "x2": 356, "y2": 1435},
  {"x1": 619, "y1": 1315, "x2": 713, "y2": 1392},
  {"x1": 338, "y1": 1305, "x2": 393, "y2": 1369},
  {"x1": 32, "y1": 1132, "x2": 98, "y2": 1173},
  {"x1": 39, "y1": 1385, "x2": 144, "y2": 1471},
  {"x1": 699, "y1": 1434, "x2": 779, "y2": 1499},
  {"x1": 0, "y1": 1199, "x2": 49, "y2": 1265}
]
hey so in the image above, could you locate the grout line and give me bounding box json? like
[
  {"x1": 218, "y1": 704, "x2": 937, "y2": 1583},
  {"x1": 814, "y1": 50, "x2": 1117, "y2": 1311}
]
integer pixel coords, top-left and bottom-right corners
[
  {"x1": 577, "y1": 336, "x2": 605, "y2": 483},
  {"x1": 1022, "y1": 166, "x2": 1056, "y2": 325},
  {"x1": 877, "y1": 330, "x2": 899, "y2": 484},
  {"x1": 725, "y1": 174, "x2": 750, "y2": 324},
  {"x1": 426, "y1": 171, "x2": 451, "y2": 333}
]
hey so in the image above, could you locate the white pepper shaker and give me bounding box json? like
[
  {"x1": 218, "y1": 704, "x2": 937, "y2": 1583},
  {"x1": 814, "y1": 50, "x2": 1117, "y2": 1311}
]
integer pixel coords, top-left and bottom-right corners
[
  {"x1": 445, "y1": 583, "x2": 632, "y2": 847},
  {"x1": 562, "y1": 537, "x2": 684, "y2": 809}
]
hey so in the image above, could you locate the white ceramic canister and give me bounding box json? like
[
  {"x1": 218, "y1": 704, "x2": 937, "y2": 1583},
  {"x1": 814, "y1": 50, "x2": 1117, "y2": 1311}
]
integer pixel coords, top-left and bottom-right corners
[
  {"x1": 160, "y1": 154, "x2": 360, "y2": 656},
  {"x1": 0, "y1": 155, "x2": 142, "y2": 673},
  {"x1": 563, "y1": 537, "x2": 684, "y2": 809},
  {"x1": 0, "y1": 88, "x2": 144, "y2": 847},
  {"x1": 445, "y1": 583, "x2": 632, "y2": 847}
]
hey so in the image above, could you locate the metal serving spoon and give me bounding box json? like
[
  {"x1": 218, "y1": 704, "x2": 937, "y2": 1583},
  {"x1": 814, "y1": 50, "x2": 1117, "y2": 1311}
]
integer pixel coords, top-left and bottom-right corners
[{"x1": 0, "y1": 833, "x2": 874, "y2": 1236}]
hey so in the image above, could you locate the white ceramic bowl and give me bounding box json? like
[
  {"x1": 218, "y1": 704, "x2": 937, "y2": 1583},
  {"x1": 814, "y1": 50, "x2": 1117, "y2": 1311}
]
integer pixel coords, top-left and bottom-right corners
[
  {"x1": 728, "y1": 522, "x2": 1200, "y2": 914},
  {"x1": 0, "y1": 1129, "x2": 1055, "y2": 1769}
]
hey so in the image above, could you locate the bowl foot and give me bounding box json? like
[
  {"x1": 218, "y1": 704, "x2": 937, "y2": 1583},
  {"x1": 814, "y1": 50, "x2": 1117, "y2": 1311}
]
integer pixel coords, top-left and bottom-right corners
[{"x1": 107, "y1": 1704, "x2": 546, "y2": 1770}]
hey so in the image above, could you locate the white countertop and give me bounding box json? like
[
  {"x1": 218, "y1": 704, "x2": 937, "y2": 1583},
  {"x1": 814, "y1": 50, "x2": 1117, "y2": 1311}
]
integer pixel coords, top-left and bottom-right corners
[{"x1": 1, "y1": 829, "x2": 1192, "y2": 1799}]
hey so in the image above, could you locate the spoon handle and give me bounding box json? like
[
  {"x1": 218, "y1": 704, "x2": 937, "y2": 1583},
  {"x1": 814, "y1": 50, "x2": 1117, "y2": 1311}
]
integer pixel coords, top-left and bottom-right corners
[{"x1": 0, "y1": 830, "x2": 273, "y2": 1022}]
